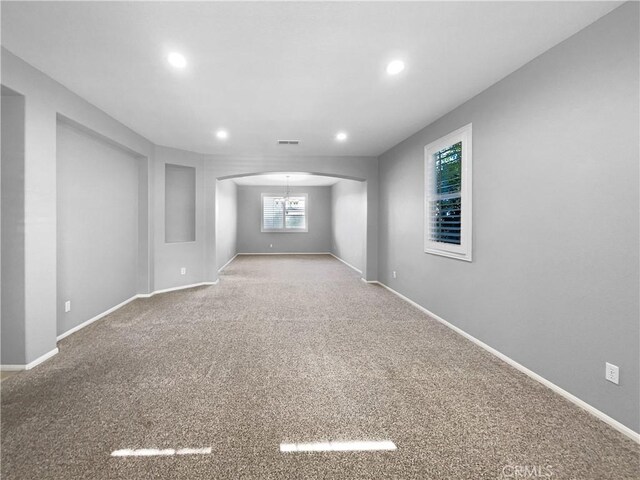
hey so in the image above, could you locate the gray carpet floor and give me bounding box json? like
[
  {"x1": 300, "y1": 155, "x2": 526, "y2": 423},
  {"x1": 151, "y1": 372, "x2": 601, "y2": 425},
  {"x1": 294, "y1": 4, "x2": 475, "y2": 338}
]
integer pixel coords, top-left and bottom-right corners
[{"x1": 1, "y1": 254, "x2": 638, "y2": 479}]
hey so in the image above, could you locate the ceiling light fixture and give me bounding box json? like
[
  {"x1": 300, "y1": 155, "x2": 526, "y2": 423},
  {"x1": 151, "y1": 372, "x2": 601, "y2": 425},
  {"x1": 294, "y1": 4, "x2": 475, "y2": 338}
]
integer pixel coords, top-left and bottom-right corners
[
  {"x1": 167, "y1": 52, "x2": 187, "y2": 69},
  {"x1": 386, "y1": 60, "x2": 405, "y2": 75},
  {"x1": 216, "y1": 129, "x2": 229, "y2": 140},
  {"x1": 336, "y1": 132, "x2": 348, "y2": 142}
]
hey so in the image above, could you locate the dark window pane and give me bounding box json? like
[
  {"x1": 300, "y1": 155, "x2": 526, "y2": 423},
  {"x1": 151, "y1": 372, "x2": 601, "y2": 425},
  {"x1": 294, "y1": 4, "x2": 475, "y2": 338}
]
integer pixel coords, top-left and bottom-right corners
[
  {"x1": 434, "y1": 142, "x2": 462, "y2": 195},
  {"x1": 429, "y1": 197, "x2": 461, "y2": 245}
]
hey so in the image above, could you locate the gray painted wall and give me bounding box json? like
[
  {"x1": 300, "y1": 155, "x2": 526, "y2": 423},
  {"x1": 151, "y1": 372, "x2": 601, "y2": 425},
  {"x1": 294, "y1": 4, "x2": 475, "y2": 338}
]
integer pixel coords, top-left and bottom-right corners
[
  {"x1": 153, "y1": 146, "x2": 206, "y2": 291},
  {"x1": 216, "y1": 179, "x2": 238, "y2": 269},
  {"x1": 165, "y1": 164, "x2": 196, "y2": 243},
  {"x1": 331, "y1": 179, "x2": 366, "y2": 273},
  {"x1": 1, "y1": 91, "x2": 26, "y2": 364},
  {"x1": 1, "y1": 48, "x2": 154, "y2": 364},
  {"x1": 56, "y1": 121, "x2": 141, "y2": 336},
  {"x1": 378, "y1": 3, "x2": 639, "y2": 431},
  {"x1": 237, "y1": 185, "x2": 331, "y2": 254}
]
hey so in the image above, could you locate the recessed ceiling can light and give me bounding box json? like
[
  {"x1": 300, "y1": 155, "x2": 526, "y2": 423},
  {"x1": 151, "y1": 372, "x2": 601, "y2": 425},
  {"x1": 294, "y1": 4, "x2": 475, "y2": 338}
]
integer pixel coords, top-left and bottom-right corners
[
  {"x1": 216, "y1": 129, "x2": 229, "y2": 140},
  {"x1": 336, "y1": 132, "x2": 348, "y2": 141},
  {"x1": 167, "y1": 52, "x2": 187, "y2": 69},
  {"x1": 386, "y1": 60, "x2": 405, "y2": 75}
]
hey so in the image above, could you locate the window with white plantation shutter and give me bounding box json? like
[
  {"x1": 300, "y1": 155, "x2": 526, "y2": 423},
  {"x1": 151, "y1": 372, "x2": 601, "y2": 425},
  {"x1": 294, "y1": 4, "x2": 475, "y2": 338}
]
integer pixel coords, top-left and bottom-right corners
[
  {"x1": 424, "y1": 124, "x2": 472, "y2": 261},
  {"x1": 262, "y1": 193, "x2": 308, "y2": 232},
  {"x1": 263, "y1": 195, "x2": 285, "y2": 230}
]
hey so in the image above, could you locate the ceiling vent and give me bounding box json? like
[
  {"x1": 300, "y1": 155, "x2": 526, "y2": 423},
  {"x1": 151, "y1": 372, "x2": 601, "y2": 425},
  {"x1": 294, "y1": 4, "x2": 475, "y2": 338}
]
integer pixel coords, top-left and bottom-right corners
[{"x1": 277, "y1": 140, "x2": 300, "y2": 145}]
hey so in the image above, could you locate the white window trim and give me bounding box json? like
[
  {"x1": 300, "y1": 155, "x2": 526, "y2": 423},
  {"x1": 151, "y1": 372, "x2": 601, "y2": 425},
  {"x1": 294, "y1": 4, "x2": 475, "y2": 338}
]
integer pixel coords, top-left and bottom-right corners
[
  {"x1": 261, "y1": 192, "x2": 309, "y2": 233},
  {"x1": 424, "y1": 123, "x2": 472, "y2": 262}
]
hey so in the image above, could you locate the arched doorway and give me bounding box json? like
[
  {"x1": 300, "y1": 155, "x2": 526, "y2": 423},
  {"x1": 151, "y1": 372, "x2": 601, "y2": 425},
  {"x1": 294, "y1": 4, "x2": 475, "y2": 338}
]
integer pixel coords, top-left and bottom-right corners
[{"x1": 214, "y1": 171, "x2": 368, "y2": 280}]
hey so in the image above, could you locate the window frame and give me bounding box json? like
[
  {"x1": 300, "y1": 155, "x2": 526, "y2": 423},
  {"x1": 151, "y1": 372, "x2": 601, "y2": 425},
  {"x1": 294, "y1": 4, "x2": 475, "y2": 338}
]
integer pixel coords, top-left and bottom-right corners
[
  {"x1": 424, "y1": 123, "x2": 472, "y2": 261},
  {"x1": 261, "y1": 192, "x2": 309, "y2": 233}
]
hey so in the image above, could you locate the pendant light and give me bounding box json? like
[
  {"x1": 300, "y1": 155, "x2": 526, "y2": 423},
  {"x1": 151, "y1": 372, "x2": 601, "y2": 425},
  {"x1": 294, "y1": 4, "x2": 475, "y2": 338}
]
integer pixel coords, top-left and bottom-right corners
[{"x1": 284, "y1": 175, "x2": 291, "y2": 201}]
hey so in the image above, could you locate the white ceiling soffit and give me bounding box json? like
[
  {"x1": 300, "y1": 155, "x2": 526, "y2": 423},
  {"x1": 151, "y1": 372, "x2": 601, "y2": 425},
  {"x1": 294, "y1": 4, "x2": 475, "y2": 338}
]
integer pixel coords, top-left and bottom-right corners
[
  {"x1": 1, "y1": 1, "x2": 622, "y2": 157},
  {"x1": 231, "y1": 174, "x2": 342, "y2": 187}
]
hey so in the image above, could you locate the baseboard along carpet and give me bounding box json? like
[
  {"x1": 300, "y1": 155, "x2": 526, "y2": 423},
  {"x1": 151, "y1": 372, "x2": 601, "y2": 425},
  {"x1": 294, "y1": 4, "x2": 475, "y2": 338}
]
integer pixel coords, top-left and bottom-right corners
[{"x1": 1, "y1": 254, "x2": 638, "y2": 479}]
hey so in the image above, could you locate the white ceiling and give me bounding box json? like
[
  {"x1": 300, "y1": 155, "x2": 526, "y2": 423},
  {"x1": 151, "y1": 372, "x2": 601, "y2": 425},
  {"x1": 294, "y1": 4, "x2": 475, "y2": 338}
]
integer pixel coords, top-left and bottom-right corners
[
  {"x1": 231, "y1": 173, "x2": 341, "y2": 187},
  {"x1": 1, "y1": 1, "x2": 621, "y2": 157}
]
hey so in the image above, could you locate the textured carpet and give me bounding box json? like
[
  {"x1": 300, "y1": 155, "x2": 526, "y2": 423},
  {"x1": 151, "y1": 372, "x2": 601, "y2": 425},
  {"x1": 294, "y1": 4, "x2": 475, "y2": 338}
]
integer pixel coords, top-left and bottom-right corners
[{"x1": 1, "y1": 254, "x2": 638, "y2": 479}]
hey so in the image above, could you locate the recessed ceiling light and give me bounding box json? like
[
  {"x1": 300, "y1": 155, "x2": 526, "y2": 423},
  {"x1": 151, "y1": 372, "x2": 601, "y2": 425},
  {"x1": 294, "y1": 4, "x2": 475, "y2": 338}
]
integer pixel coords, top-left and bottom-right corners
[
  {"x1": 386, "y1": 60, "x2": 405, "y2": 75},
  {"x1": 216, "y1": 129, "x2": 229, "y2": 140},
  {"x1": 336, "y1": 132, "x2": 348, "y2": 141},
  {"x1": 167, "y1": 52, "x2": 187, "y2": 69}
]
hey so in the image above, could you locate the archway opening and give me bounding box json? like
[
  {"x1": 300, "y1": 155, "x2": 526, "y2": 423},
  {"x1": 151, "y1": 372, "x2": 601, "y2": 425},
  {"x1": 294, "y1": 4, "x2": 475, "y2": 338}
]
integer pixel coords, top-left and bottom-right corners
[{"x1": 215, "y1": 171, "x2": 367, "y2": 277}]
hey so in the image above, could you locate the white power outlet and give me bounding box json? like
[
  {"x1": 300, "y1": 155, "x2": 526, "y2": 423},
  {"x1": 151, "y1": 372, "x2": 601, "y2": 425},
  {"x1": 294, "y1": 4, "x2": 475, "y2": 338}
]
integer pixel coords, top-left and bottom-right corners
[
  {"x1": 64, "y1": 300, "x2": 71, "y2": 313},
  {"x1": 605, "y1": 362, "x2": 619, "y2": 385},
  {"x1": 270, "y1": 244, "x2": 273, "y2": 248},
  {"x1": 392, "y1": 271, "x2": 397, "y2": 279},
  {"x1": 180, "y1": 267, "x2": 186, "y2": 275}
]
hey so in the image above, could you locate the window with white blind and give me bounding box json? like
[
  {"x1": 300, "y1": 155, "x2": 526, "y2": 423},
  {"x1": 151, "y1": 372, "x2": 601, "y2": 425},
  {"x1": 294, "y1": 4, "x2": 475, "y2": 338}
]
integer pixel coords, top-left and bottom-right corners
[
  {"x1": 261, "y1": 193, "x2": 308, "y2": 232},
  {"x1": 424, "y1": 124, "x2": 472, "y2": 261}
]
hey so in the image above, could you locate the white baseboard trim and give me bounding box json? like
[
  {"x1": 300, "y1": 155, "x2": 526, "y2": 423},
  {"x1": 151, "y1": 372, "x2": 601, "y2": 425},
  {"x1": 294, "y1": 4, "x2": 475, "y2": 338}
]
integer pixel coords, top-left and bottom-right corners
[
  {"x1": 0, "y1": 365, "x2": 24, "y2": 372},
  {"x1": 329, "y1": 253, "x2": 363, "y2": 274},
  {"x1": 218, "y1": 254, "x2": 238, "y2": 272},
  {"x1": 58, "y1": 282, "x2": 219, "y2": 341},
  {"x1": 139, "y1": 281, "x2": 218, "y2": 298},
  {"x1": 57, "y1": 295, "x2": 139, "y2": 341},
  {"x1": 361, "y1": 278, "x2": 378, "y2": 284},
  {"x1": 370, "y1": 280, "x2": 640, "y2": 444},
  {"x1": 1, "y1": 347, "x2": 59, "y2": 371},
  {"x1": 237, "y1": 252, "x2": 331, "y2": 255},
  {"x1": 26, "y1": 348, "x2": 59, "y2": 369}
]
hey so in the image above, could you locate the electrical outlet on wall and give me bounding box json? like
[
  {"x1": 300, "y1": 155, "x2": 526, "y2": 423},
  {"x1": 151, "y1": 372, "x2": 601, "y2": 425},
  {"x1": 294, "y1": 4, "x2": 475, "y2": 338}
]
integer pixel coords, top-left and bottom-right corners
[
  {"x1": 64, "y1": 301, "x2": 71, "y2": 313},
  {"x1": 180, "y1": 267, "x2": 186, "y2": 275},
  {"x1": 270, "y1": 244, "x2": 273, "y2": 248},
  {"x1": 605, "y1": 362, "x2": 619, "y2": 385},
  {"x1": 392, "y1": 271, "x2": 397, "y2": 279}
]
